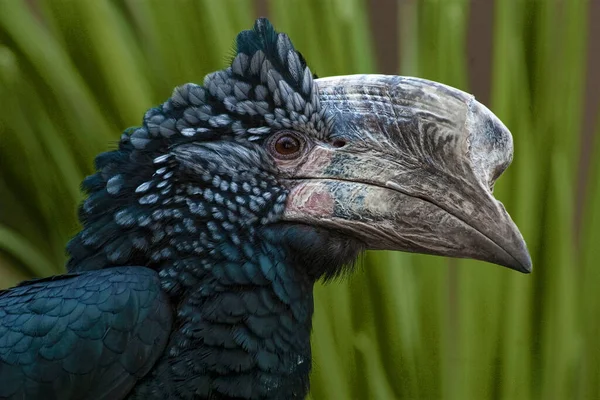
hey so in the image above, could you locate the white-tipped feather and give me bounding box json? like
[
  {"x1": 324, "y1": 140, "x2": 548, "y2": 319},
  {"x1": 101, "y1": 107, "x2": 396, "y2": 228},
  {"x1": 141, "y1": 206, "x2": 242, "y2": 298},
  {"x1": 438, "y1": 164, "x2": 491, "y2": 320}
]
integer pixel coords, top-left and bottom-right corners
[{"x1": 232, "y1": 53, "x2": 248, "y2": 76}]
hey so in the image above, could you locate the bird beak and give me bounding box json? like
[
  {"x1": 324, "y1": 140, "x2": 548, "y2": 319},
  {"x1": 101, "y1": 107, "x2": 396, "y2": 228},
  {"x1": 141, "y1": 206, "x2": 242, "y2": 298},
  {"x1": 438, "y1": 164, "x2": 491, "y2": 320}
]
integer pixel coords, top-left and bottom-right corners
[{"x1": 282, "y1": 75, "x2": 531, "y2": 273}]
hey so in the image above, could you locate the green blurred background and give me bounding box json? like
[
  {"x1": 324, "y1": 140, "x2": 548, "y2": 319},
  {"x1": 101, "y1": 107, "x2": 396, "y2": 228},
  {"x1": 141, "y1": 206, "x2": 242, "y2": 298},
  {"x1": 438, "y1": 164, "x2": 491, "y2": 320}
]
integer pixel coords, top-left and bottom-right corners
[{"x1": 1, "y1": 0, "x2": 599, "y2": 399}]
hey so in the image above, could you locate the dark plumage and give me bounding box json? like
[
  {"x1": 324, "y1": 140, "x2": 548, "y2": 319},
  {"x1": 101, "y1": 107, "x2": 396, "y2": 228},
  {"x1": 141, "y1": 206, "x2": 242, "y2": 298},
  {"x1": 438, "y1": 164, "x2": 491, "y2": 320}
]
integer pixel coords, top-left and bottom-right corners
[
  {"x1": 0, "y1": 18, "x2": 530, "y2": 399},
  {"x1": 0, "y1": 268, "x2": 171, "y2": 399}
]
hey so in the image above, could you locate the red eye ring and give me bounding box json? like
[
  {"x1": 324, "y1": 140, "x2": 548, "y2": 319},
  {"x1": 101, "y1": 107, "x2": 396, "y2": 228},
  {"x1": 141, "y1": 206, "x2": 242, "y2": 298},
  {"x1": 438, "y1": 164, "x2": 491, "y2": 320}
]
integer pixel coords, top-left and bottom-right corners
[{"x1": 268, "y1": 131, "x2": 305, "y2": 160}]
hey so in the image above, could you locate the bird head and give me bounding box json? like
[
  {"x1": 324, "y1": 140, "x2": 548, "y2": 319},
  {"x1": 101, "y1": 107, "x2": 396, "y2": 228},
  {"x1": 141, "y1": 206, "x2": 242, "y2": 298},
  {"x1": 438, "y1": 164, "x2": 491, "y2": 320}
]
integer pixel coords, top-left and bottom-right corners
[{"x1": 67, "y1": 18, "x2": 530, "y2": 288}]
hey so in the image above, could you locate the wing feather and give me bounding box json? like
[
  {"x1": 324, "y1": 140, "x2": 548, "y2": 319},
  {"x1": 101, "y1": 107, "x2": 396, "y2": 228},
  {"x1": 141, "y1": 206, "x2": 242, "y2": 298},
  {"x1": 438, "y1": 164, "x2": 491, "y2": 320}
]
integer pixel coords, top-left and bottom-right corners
[{"x1": 0, "y1": 267, "x2": 172, "y2": 400}]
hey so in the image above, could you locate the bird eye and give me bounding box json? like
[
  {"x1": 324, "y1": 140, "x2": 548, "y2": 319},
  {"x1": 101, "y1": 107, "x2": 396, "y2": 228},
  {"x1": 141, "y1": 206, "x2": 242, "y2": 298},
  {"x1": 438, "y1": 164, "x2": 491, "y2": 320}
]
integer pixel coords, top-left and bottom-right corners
[{"x1": 268, "y1": 131, "x2": 304, "y2": 159}]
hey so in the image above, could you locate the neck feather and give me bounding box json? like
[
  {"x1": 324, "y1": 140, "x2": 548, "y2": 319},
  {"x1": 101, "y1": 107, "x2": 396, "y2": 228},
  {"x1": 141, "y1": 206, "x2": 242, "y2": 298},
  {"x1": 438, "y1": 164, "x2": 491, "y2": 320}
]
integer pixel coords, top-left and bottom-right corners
[{"x1": 130, "y1": 230, "x2": 316, "y2": 399}]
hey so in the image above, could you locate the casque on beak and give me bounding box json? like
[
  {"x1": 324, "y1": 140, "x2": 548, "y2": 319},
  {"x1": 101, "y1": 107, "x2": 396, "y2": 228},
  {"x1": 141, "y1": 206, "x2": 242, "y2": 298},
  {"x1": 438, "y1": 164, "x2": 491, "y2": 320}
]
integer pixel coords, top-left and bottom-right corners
[{"x1": 283, "y1": 74, "x2": 532, "y2": 273}]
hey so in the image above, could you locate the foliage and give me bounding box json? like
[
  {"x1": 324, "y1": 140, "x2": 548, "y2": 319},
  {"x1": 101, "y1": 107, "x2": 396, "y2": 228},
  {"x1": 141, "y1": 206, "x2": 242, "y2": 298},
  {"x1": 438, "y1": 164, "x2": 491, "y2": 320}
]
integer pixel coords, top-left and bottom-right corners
[{"x1": 0, "y1": 0, "x2": 597, "y2": 398}]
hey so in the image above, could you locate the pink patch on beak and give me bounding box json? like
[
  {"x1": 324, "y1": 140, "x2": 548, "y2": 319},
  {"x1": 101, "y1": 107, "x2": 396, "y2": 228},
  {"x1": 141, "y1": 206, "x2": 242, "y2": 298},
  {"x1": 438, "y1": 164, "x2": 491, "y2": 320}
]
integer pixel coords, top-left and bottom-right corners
[{"x1": 284, "y1": 182, "x2": 335, "y2": 220}]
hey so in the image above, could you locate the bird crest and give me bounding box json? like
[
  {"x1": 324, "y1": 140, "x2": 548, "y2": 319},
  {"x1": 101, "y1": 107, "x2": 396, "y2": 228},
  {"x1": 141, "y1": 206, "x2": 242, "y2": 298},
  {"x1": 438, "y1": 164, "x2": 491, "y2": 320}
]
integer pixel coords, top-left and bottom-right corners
[{"x1": 125, "y1": 17, "x2": 330, "y2": 156}]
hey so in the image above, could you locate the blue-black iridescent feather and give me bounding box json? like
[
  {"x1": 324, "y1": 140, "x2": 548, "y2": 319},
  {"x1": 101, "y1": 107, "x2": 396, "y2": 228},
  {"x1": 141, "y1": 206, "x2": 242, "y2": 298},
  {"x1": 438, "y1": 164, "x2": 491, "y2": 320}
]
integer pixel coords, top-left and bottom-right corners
[{"x1": 0, "y1": 18, "x2": 361, "y2": 400}]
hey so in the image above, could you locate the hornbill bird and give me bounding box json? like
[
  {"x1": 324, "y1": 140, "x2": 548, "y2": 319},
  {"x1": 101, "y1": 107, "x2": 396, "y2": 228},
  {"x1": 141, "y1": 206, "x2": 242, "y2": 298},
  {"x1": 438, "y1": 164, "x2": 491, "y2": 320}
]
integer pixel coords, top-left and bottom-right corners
[{"x1": 0, "y1": 18, "x2": 530, "y2": 400}]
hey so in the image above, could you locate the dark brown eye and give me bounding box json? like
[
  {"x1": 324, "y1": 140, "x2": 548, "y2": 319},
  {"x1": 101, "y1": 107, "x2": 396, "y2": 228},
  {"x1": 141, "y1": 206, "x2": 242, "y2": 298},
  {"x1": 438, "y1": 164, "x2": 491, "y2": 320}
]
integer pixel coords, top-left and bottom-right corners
[
  {"x1": 269, "y1": 132, "x2": 304, "y2": 159},
  {"x1": 275, "y1": 136, "x2": 300, "y2": 154}
]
